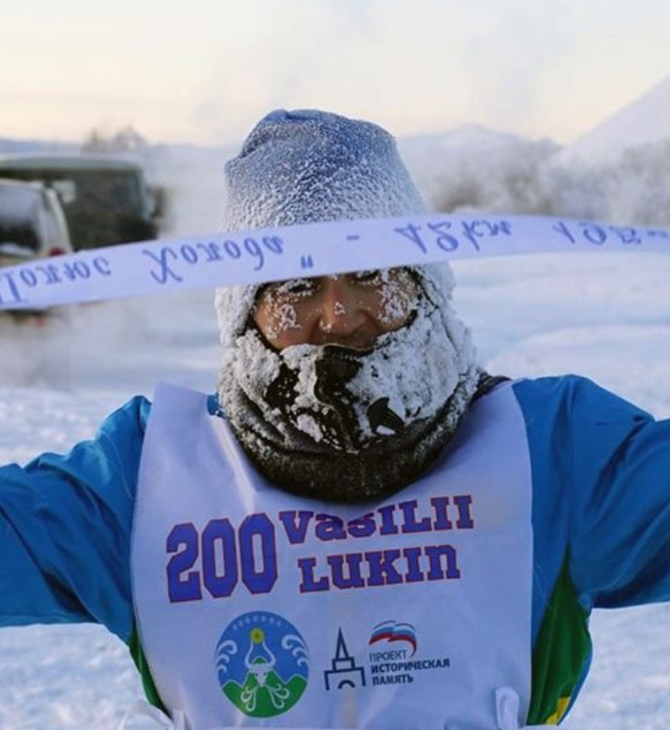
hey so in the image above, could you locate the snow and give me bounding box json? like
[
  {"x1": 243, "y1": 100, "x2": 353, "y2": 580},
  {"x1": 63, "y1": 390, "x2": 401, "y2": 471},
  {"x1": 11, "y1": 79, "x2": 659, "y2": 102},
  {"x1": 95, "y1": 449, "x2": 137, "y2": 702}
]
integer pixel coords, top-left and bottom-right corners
[
  {"x1": 565, "y1": 73, "x2": 670, "y2": 164},
  {"x1": 3, "y1": 131, "x2": 670, "y2": 728},
  {"x1": 401, "y1": 126, "x2": 559, "y2": 215}
]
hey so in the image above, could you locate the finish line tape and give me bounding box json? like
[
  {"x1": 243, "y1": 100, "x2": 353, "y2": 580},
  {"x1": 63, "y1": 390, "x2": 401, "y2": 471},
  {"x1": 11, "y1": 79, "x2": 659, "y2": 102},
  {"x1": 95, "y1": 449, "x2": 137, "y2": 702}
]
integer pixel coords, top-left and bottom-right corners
[{"x1": 1, "y1": 213, "x2": 670, "y2": 310}]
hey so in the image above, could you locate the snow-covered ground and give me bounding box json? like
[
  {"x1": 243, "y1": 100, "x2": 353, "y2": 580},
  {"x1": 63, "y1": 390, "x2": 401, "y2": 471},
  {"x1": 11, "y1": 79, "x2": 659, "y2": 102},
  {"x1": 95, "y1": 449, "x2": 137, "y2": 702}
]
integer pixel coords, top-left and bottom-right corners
[{"x1": 2, "y1": 137, "x2": 670, "y2": 729}]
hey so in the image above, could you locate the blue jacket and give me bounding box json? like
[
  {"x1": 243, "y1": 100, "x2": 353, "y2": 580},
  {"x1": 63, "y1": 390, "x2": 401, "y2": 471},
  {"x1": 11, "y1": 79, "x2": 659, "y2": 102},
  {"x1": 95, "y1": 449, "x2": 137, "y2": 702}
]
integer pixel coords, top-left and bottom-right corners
[{"x1": 1, "y1": 375, "x2": 669, "y2": 724}]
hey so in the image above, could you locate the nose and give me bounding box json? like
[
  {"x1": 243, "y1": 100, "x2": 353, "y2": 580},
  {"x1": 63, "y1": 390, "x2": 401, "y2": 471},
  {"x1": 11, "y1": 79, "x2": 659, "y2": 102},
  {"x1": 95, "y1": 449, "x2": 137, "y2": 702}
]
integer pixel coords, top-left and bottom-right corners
[{"x1": 317, "y1": 278, "x2": 368, "y2": 338}]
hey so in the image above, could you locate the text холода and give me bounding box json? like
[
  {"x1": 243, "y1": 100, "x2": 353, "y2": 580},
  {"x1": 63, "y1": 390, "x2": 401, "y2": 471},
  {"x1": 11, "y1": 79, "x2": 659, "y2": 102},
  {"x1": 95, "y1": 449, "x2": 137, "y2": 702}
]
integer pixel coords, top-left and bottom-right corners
[{"x1": 3, "y1": 214, "x2": 670, "y2": 310}]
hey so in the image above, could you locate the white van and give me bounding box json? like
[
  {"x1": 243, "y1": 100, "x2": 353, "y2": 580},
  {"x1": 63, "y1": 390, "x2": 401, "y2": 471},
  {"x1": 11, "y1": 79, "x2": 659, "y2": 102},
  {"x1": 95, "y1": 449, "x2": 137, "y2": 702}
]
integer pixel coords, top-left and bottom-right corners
[{"x1": 0, "y1": 179, "x2": 73, "y2": 268}]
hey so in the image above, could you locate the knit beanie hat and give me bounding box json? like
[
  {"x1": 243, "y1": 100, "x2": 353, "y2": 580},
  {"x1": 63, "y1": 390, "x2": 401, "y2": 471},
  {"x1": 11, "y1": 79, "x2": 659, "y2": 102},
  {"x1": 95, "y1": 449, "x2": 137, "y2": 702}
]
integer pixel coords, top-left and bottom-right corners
[{"x1": 215, "y1": 109, "x2": 479, "y2": 502}]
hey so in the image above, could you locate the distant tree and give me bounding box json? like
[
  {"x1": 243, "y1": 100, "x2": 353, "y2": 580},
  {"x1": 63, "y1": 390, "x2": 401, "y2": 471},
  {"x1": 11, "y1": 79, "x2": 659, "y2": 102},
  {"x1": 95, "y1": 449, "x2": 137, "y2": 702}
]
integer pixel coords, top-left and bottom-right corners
[{"x1": 81, "y1": 126, "x2": 150, "y2": 155}]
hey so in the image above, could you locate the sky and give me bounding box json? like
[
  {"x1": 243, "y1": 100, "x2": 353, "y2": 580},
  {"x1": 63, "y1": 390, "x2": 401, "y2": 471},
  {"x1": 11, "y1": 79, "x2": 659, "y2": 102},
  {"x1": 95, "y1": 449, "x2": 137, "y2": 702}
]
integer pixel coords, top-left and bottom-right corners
[{"x1": 2, "y1": 0, "x2": 670, "y2": 148}]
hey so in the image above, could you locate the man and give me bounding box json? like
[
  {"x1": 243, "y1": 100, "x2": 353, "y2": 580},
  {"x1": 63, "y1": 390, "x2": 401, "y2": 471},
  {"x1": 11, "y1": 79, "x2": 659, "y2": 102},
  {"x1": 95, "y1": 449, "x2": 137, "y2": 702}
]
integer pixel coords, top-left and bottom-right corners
[{"x1": 1, "y1": 109, "x2": 670, "y2": 730}]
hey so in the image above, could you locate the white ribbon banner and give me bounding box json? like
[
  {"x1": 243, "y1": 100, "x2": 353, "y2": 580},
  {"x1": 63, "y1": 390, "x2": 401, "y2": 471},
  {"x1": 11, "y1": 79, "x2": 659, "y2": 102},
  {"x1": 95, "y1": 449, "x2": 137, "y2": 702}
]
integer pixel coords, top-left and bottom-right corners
[{"x1": 1, "y1": 213, "x2": 670, "y2": 310}]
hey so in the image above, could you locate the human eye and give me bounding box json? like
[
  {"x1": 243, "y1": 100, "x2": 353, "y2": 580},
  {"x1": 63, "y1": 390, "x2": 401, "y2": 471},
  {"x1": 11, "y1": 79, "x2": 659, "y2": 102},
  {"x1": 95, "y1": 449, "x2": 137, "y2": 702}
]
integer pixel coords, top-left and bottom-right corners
[
  {"x1": 261, "y1": 278, "x2": 319, "y2": 305},
  {"x1": 352, "y1": 269, "x2": 382, "y2": 284},
  {"x1": 280, "y1": 278, "x2": 317, "y2": 295}
]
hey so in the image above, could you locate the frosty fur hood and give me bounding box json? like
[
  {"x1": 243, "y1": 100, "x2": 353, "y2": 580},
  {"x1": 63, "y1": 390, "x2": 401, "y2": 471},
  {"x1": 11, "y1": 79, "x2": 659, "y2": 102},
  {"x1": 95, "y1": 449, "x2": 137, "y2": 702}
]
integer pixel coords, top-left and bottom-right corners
[{"x1": 216, "y1": 108, "x2": 458, "y2": 344}]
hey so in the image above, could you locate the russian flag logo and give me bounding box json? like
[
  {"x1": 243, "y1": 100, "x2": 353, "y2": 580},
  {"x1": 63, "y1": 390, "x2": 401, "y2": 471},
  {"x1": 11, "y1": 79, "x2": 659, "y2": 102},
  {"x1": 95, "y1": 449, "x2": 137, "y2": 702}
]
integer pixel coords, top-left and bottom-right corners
[{"x1": 368, "y1": 621, "x2": 417, "y2": 656}]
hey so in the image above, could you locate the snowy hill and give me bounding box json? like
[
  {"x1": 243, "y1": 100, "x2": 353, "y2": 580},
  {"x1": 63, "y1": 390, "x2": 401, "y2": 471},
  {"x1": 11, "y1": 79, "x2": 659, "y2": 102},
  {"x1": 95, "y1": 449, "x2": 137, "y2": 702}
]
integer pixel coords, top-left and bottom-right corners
[
  {"x1": 401, "y1": 126, "x2": 559, "y2": 215},
  {"x1": 564, "y1": 73, "x2": 670, "y2": 163}
]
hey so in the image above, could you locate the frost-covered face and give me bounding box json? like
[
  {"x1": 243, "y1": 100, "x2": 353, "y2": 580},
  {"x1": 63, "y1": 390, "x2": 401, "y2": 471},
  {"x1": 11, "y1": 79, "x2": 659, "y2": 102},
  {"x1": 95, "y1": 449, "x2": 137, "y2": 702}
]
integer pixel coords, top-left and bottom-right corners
[
  {"x1": 215, "y1": 109, "x2": 480, "y2": 501},
  {"x1": 217, "y1": 260, "x2": 479, "y2": 501},
  {"x1": 253, "y1": 268, "x2": 419, "y2": 351},
  {"x1": 217, "y1": 261, "x2": 479, "y2": 497}
]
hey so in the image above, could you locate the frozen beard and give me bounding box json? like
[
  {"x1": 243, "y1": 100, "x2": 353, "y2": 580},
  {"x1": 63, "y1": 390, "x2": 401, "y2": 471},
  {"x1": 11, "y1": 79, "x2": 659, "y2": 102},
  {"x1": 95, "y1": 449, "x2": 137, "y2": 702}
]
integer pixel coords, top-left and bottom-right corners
[{"x1": 216, "y1": 264, "x2": 479, "y2": 502}]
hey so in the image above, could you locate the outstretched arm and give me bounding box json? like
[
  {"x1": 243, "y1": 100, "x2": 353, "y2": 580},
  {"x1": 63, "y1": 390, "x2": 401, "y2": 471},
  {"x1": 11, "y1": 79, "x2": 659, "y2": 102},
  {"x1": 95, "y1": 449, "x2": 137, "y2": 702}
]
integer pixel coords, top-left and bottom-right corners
[
  {"x1": 515, "y1": 375, "x2": 670, "y2": 724},
  {"x1": 0, "y1": 396, "x2": 150, "y2": 643},
  {"x1": 567, "y1": 382, "x2": 670, "y2": 610}
]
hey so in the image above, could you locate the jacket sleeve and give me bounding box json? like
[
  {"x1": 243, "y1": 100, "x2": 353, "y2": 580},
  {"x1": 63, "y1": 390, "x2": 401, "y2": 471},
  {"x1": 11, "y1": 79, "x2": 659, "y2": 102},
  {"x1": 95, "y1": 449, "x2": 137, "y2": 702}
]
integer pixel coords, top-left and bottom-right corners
[
  {"x1": 0, "y1": 396, "x2": 150, "y2": 642},
  {"x1": 518, "y1": 376, "x2": 670, "y2": 614},
  {"x1": 567, "y1": 378, "x2": 670, "y2": 610}
]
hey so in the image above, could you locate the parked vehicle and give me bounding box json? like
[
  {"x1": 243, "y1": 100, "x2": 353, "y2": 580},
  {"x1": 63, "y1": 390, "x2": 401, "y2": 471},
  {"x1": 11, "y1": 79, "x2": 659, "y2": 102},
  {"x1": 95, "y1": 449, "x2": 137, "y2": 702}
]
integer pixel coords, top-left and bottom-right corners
[
  {"x1": 0, "y1": 179, "x2": 73, "y2": 321},
  {"x1": 0, "y1": 154, "x2": 160, "y2": 251},
  {"x1": 0, "y1": 179, "x2": 72, "y2": 268}
]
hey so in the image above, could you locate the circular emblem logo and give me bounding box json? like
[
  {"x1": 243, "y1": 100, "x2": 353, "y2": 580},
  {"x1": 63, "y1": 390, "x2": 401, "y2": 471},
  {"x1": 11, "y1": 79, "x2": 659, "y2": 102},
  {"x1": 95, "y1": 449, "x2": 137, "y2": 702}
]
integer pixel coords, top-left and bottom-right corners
[{"x1": 215, "y1": 611, "x2": 309, "y2": 718}]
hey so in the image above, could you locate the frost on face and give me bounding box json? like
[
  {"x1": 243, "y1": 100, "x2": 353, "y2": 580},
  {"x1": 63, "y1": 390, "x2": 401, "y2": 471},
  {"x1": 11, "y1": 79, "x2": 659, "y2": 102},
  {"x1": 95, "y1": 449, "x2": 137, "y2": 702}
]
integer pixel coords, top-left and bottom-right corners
[
  {"x1": 261, "y1": 300, "x2": 300, "y2": 341},
  {"x1": 253, "y1": 280, "x2": 316, "y2": 339},
  {"x1": 375, "y1": 268, "x2": 418, "y2": 327},
  {"x1": 344, "y1": 300, "x2": 463, "y2": 441},
  {"x1": 221, "y1": 263, "x2": 475, "y2": 452},
  {"x1": 254, "y1": 267, "x2": 420, "y2": 344},
  {"x1": 295, "y1": 413, "x2": 325, "y2": 442}
]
